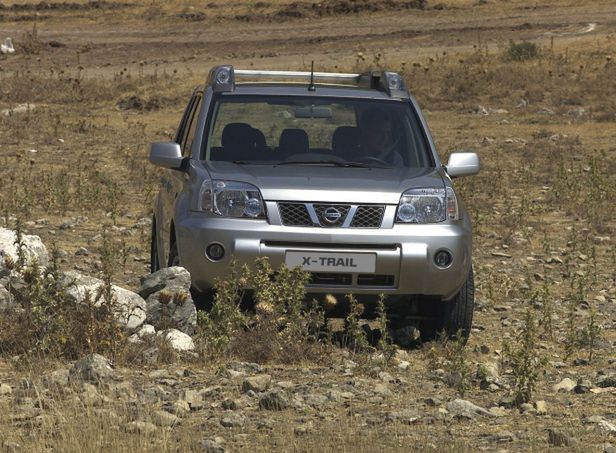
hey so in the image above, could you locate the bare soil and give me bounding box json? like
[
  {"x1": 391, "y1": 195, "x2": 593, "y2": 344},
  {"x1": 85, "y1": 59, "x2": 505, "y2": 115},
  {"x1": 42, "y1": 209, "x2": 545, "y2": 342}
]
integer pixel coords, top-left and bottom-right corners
[{"x1": 0, "y1": 0, "x2": 615, "y2": 451}]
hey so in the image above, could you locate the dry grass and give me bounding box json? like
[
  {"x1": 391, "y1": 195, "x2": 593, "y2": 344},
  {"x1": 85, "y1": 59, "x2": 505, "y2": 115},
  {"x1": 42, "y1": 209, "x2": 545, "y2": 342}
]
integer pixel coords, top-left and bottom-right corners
[{"x1": 0, "y1": 0, "x2": 615, "y2": 450}]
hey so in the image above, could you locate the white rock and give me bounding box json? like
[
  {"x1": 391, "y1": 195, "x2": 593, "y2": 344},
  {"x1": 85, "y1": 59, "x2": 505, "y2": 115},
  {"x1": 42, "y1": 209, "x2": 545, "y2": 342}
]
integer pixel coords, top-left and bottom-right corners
[
  {"x1": 597, "y1": 420, "x2": 616, "y2": 435},
  {"x1": 553, "y1": 377, "x2": 577, "y2": 392},
  {"x1": 128, "y1": 324, "x2": 156, "y2": 344},
  {"x1": 158, "y1": 329, "x2": 195, "y2": 352},
  {"x1": 446, "y1": 399, "x2": 496, "y2": 419},
  {"x1": 62, "y1": 271, "x2": 146, "y2": 330},
  {"x1": 0, "y1": 227, "x2": 49, "y2": 277},
  {"x1": 0, "y1": 285, "x2": 11, "y2": 311},
  {"x1": 0, "y1": 37, "x2": 15, "y2": 55}
]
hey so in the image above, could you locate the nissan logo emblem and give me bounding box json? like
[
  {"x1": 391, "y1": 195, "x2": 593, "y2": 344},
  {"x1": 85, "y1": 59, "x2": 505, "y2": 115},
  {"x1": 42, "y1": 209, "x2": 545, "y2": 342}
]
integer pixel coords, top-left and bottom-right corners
[{"x1": 323, "y1": 207, "x2": 342, "y2": 223}]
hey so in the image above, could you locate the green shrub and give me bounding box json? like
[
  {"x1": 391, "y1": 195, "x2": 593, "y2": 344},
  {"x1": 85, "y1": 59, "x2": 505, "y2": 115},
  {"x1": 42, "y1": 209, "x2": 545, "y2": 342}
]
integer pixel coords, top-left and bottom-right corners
[
  {"x1": 506, "y1": 40, "x2": 539, "y2": 61},
  {"x1": 196, "y1": 257, "x2": 327, "y2": 363}
]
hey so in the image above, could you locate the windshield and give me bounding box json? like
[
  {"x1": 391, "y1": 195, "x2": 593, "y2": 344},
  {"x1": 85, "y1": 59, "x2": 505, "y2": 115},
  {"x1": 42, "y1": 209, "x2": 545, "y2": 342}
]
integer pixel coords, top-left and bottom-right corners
[{"x1": 203, "y1": 95, "x2": 433, "y2": 168}]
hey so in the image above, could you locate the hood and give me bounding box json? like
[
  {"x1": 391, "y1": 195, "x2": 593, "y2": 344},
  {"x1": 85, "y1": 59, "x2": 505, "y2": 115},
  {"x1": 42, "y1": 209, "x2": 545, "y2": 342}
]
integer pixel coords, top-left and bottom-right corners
[{"x1": 204, "y1": 162, "x2": 445, "y2": 204}]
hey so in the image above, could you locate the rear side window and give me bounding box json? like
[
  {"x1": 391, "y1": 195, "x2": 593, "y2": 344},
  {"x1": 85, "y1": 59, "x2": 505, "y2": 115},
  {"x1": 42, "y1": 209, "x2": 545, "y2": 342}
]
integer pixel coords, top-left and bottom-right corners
[{"x1": 203, "y1": 95, "x2": 433, "y2": 168}]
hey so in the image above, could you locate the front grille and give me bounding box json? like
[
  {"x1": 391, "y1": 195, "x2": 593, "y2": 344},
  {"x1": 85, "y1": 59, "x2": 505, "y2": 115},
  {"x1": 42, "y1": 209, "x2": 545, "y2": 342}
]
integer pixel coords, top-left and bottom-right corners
[
  {"x1": 350, "y1": 206, "x2": 385, "y2": 228},
  {"x1": 357, "y1": 274, "x2": 395, "y2": 286},
  {"x1": 278, "y1": 203, "x2": 312, "y2": 226},
  {"x1": 314, "y1": 204, "x2": 350, "y2": 227},
  {"x1": 309, "y1": 273, "x2": 352, "y2": 285},
  {"x1": 277, "y1": 202, "x2": 385, "y2": 228}
]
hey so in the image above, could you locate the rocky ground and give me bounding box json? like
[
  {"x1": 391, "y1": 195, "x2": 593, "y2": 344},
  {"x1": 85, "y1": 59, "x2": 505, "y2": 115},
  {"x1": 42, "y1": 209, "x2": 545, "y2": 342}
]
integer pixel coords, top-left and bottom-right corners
[{"x1": 1, "y1": 0, "x2": 616, "y2": 451}]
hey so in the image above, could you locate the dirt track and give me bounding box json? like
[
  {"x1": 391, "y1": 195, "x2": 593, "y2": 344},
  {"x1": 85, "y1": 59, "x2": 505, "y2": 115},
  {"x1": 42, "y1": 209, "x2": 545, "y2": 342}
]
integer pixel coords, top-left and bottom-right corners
[
  {"x1": 1, "y1": 1, "x2": 616, "y2": 451},
  {"x1": 2, "y1": 0, "x2": 616, "y2": 76}
]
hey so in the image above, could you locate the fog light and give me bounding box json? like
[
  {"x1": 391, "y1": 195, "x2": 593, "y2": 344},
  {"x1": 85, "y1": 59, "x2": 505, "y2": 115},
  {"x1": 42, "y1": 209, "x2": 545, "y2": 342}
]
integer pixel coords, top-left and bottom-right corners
[
  {"x1": 206, "y1": 243, "x2": 225, "y2": 261},
  {"x1": 434, "y1": 250, "x2": 452, "y2": 268}
]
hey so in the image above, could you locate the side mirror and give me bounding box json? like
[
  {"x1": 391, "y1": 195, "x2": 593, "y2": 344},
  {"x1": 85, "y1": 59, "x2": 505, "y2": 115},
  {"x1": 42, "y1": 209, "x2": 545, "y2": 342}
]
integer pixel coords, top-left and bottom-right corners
[
  {"x1": 445, "y1": 152, "x2": 480, "y2": 178},
  {"x1": 149, "y1": 142, "x2": 185, "y2": 170}
]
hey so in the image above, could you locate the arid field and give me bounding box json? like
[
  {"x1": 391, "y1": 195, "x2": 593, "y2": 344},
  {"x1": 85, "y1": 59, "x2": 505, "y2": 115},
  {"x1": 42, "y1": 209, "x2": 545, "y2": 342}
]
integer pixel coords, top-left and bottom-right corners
[{"x1": 0, "y1": 0, "x2": 615, "y2": 451}]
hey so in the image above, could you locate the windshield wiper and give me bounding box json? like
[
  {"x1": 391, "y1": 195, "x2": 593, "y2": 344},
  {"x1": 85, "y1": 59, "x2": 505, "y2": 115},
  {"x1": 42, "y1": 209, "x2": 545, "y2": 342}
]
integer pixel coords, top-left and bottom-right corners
[{"x1": 275, "y1": 160, "x2": 373, "y2": 168}]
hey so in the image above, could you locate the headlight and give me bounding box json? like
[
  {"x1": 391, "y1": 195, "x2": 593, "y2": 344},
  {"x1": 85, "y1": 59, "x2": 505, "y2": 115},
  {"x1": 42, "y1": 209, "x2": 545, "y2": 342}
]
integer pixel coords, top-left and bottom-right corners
[
  {"x1": 396, "y1": 187, "x2": 458, "y2": 223},
  {"x1": 198, "y1": 180, "x2": 265, "y2": 218}
]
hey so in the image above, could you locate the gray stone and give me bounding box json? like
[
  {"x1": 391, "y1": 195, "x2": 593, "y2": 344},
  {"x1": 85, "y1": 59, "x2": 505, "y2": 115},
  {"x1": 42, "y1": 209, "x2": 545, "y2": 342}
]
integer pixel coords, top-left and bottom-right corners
[
  {"x1": 128, "y1": 324, "x2": 156, "y2": 344},
  {"x1": 0, "y1": 227, "x2": 49, "y2": 278},
  {"x1": 574, "y1": 378, "x2": 593, "y2": 394},
  {"x1": 145, "y1": 289, "x2": 197, "y2": 334},
  {"x1": 0, "y1": 284, "x2": 12, "y2": 311},
  {"x1": 220, "y1": 414, "x2": 245, "y2": 428},
  {"x1": 259, "y1": 388, "x2": 289, "y2": 410},
  {"x1": 201, "y1": 439, "x2": 226, "y2": 453},
  {"x1": 242, "y1": 375, "x2": 271, "y2": 393},
  {"x1": 126, "y1": 421, "x2": 158, "y2": 435},
  {"x1": 69, "y1": 354, "x2": 113, "y2": 384},
  {"x1": 227, "y1": 362, "x2": 263, "y2": 375},
  {"x1": 304, "y1": 393, "x2": 328, "y2": 408},
  {"x1": 62, "y1": 271, "x2": 146, "y2": 330},
  {"x1": 385, "y1": 408, "x2": 421, "y2": 424},
  {"x1": 552, "y1": 377, "x2": 576, "y2": 392},
  {"x1": 373, "y1": 383, "x2": 390, "y2": 396},
  {"x1": 152, "y1": 410, "x2": 180, "y2": 427},
  {"x1": 596, "y1": 370, "x2": 616, "y2": 388},
  {"x1": 446, "y1": 399, "x2": 496, "y2": 419},
  {"x1": 138, "y1": 266, "x2": 192, "y2": 298},
  {"x1": 43, "y1": 369, "x2": 70, "y2": 389},
  {"x1": 483, "y1": 431, "x2": 516, "y2": 443},
  {"x1": 157, "y1": 329, "x2": 195, "y2": 352},
  {"x1": 0, "y1": 383, "x2": 12, "y2": 395},
  {"x1": 596, "y1": 420, "x2": 616, "y2": 435},
  {"x1": 547, "y1": 428, "x2": 576, "y2": 447},
  {"x1": 390, "y1": 325, "x2": 421, "y2": 348}
]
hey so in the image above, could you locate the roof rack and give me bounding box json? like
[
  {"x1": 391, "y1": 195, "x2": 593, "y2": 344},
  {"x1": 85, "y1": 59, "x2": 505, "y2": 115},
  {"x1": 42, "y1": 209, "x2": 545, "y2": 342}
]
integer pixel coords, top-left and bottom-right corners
[
  {"x1": 234, "y1": 69, "x2": 360, "y2": 85},
  {"x1": 206, "y1": 65, "x2": 409, "y2": 98}
]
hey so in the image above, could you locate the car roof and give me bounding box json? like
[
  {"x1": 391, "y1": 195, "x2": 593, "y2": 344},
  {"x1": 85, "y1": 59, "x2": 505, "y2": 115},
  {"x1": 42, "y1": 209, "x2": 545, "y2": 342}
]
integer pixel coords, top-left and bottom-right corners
[{"x1": 216, "y1": 84, "x2": 408, "y2": 101}]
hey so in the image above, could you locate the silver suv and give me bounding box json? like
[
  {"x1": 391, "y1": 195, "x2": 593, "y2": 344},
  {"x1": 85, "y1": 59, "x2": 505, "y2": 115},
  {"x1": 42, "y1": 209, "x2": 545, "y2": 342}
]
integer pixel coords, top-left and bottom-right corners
[{"x1": 149, "y1": 65, "x2": 480, "y2": 339}]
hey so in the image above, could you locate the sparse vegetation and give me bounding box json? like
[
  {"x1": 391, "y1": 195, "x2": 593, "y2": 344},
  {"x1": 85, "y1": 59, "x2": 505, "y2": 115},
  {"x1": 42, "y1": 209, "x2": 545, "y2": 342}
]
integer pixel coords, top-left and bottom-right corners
[
  {"x1": 502, "y1": 307, "x2": 546, "y2": 406},
  {"x1": 505, "y1": 40, "x2": 539, "y2": 61},
  {"x1": 0, "y1": 0, "x2": 614, "y2": 450}
]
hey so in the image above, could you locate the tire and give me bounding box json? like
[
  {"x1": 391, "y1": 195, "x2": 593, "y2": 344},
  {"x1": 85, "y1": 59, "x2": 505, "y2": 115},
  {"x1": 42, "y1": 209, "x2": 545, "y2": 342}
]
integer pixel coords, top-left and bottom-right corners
[
  {"x1": 439, "y1": 268, "x2": 475, "y2": 342},
  {"x1": 168, "y1": 239, "x2": 180, "y2": 267},
  {"x1": 150, "y1": 218, "x2": 160, "y2": 273}
]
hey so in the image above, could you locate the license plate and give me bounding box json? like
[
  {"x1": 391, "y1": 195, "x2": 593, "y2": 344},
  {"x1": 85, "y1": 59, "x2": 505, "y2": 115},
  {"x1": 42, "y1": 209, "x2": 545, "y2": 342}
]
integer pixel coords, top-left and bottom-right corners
[{"x1": 285, "y1": 251, "x2": 376, "y2": 273}]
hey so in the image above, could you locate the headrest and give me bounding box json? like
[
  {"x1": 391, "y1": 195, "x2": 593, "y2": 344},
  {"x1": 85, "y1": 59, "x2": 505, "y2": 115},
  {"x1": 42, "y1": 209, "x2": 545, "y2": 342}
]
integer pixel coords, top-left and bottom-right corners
[
  {"x1": 221, "y1": 123, "x2": 255, "y2": 149},
  {"x1": 332, "y1": 126, "x2": 359, "y2": 154},
  {"x1": 279, "y1": 128, "x2": 309, "y2": 154}
]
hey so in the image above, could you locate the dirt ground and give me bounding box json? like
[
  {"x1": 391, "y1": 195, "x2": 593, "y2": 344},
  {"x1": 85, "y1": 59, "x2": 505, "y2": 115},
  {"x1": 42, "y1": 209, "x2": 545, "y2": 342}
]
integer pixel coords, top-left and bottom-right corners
[{"x1": 1, "y1": 0, "x2": 616, "y2": 451}]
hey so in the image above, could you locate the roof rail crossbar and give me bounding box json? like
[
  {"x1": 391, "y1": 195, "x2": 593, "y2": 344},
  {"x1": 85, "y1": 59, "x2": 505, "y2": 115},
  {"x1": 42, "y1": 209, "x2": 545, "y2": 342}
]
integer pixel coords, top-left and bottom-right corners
[
  {"x1": 207, "y1": 65, "x2": 409, "y2": 98},
  {"x1": 234, "y1": 69, "x2": 361, "y2": 84}
]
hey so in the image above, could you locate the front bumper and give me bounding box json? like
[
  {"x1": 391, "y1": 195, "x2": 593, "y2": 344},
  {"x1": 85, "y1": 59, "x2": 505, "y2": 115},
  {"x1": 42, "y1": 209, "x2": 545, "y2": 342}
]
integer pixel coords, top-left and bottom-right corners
[{"x1": 176, "y1": 210, "x2": 472, "y2": 300}]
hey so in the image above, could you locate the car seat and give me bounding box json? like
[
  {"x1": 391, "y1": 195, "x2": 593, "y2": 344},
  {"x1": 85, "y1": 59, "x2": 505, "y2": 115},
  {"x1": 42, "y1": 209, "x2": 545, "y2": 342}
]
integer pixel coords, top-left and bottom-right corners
[
  {"x1": 278, "y1": 128, "x2": 309, "y2": 159},
  {"x1": 332, "y1": 126, "x2": 359, "y2": 160}
]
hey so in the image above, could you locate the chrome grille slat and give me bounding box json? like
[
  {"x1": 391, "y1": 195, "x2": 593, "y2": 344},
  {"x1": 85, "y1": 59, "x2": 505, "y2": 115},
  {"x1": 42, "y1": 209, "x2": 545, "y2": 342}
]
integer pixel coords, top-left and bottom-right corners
[
  {"x1": 278, "y1": 203, "x2": 312, "y2": 226},
  {"x1": 350, "y1": 205, "x2": 385, "y2": 228},
  {"x1": 278, "y1": 203, "x2": 384, "y2": 228}
]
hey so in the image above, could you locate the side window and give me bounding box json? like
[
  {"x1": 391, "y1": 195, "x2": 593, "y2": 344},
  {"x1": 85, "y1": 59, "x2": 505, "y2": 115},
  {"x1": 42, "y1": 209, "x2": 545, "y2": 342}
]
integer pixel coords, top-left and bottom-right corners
[
  {"x1": 175, "y1": 96, "x2": 196, "y2": 145},
  {"x1": 181, "y1": 96, "x2": 202, "y2": 157}
]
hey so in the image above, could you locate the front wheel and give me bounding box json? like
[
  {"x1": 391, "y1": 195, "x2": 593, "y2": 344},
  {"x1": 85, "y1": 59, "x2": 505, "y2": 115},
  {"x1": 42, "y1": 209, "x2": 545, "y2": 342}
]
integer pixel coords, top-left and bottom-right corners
[
  {"x1": 438, "y1": 268, "x2": 475, "y2": 342},
  {"x1": 150, "y1": 218, "x2": 160, "y2": 273}
]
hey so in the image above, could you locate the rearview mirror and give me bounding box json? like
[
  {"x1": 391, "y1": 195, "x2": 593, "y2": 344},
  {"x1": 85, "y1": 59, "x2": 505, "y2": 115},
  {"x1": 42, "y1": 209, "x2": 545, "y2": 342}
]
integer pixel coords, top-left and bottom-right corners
[
  {"x1": 149, "y1": 142, "x2": 185, "y2": 170},
  {"x1": 446, "y1": 152, "x2": 480, "y2": 178}
]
